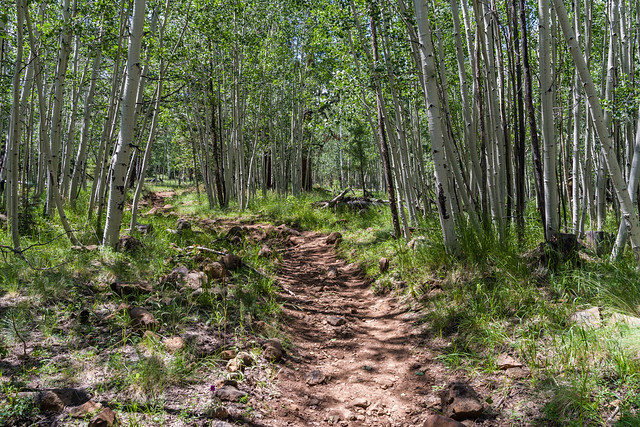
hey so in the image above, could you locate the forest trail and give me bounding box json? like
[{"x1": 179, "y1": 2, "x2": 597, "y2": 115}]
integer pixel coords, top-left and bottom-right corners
[{"x1": 265, "y1": 230, "x2": 435, "y2": 426}]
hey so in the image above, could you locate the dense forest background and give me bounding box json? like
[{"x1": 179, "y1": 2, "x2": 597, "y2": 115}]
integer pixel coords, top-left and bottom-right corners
[{"x1": 2, "y1": 0, "x2": 639, "y2": 254}]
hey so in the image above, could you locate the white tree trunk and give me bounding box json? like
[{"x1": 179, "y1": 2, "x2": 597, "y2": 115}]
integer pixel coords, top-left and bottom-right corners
[
  {"x1": 413, "y1": 0, "x2": 459, "y2": 254},
  {"x1": 102, "y1": 0, "x2": 146, "y2": 248},
  {"x1": 552, "y1": 0, "x2": 640, "y2": 266}
]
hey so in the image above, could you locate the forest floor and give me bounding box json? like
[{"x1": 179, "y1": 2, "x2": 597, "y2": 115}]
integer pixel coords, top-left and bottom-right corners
[{"x1": 6, "y1": 188, "x2": 637, "y2": 426}]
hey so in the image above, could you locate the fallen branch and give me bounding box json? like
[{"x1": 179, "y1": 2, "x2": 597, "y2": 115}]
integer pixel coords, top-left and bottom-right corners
[{"x1": 321, "y1": 187, "x2": 352, "y2": 209}]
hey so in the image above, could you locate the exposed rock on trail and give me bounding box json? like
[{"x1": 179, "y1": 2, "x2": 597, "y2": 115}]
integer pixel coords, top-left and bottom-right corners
[{"x1": 265, "y1": 230, "x2": 437, "y2": 426}]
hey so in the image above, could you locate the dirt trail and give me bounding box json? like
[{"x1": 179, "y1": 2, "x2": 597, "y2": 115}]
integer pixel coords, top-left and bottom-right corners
[{"x1": 265, "y1": 230, "x2": 434, "y2": 426}]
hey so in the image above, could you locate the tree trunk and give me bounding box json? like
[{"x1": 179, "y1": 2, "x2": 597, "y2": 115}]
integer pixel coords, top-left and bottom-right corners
[{"x1": 102, "y1": 0, "x2": 146, "y2": 248}]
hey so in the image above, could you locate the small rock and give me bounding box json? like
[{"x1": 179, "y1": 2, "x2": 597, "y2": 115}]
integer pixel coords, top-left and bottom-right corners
[
  {"x1": 353, "y1": 398, "x2": 369, "y2": 408},
  {"x1": 36, "y1": 391, "x2": 64, "y2": 413},
  {"x1": 118, "y1": 235, "x2": 142, "y2": 252},
  {"x1": 210, "y1": 421, "x2": 234, "y2": 427},
  {"x1": 326, "y1": 232, "x2": 342, "y2": 245},
  {"x1": 177, "y1": 218, "x2": 192, "y2": 231},
  {"x1": 128, "y1": 307, "x2": 156, "y2": 329},
  {"x1": 163, "y1": 266, "x2": 189, "y2": 286},
  {"x1": 327, "y1": 315, "x2": 346, "y2": 326},
  {"x1": 236, "y1": 351, "x2": 253, "y2": 366},
  {"x1": 226, "y1": 358, "x2": 243, "y2": 373},
  {"x1": 215, "y1": 385, "x2": 247, "y2": 402},
  {"x1": 496, "y1": 354, "x2": 523, "y2": 370},
  {"x1": 258, "y1": 245, "x2": 273, "y2": 257},
  {"x1": 570, "y1": 307, "x2": 601, "y2": 328},
  {"x1": 220, "y1": 254, "x2": 242, "y2": 271},
  {"x1": 327, "y1": 267, "x2": 338, "y2": 278},
  {"x1": 263, "y1": 339, "x2": 284, "y2": 362},
  {"x1": 69, "y1": 400, "x2": 102, "y2": 419},
  {"x1": 88, "y1": 407, "x2": 116, "y2": 427},
  {"x1": 422, "y1": 414, "x2": 466, "y2": 427},
  {"x1": 36, "y1": 388, "x2": 91, "y2": 413},
  {"x1": 505, "y1": 367, "x2": 531, "y2": 379},
  {"x1": 440, "y1": 382, "x2": 484, "y2": 421},
  {"x1": 185, "y1": 271, "x2": 206, "y2": 289},
  {"x1": 306, "y1": 370, "x2": 326, "y2": 386},
  {"x1": 162, "y1": 204, "x2": 174, "y2": 210},
  {"x1": 253, "y1": 320, "x2": 269, "y2": 334},
  {"x1": 220, "y1": 349, "x2": 237, "y2": 360},
  {"x1": 210, "y1": 406, "x2": 230, "y2": 420},
  {"x1": 163, "y1": 336, "x2": 185, "y2": 352},
  {"x1": 203, "y1": 261, "x2": 226, "y2": 281},
  {"x1": 609, "y1": 313, "x2": 640, "y2": 328},
  {"x1": 134, "y1": 223, "x2": 153, "y2": 234},
  {"x1": 226, "y1": 226, "x2": 245, "y2": 238},
  {"x1": 110, "y1": 281, "x2": 152, "y2": 296},
  {"x1": 379, "y1": 257, "x2": 390, "y2": 273}
]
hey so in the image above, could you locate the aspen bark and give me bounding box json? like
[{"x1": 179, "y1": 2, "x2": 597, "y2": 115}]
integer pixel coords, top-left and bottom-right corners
[
  {"x1": 552, "y1": 0, "x2": 640, "y2": 266},
  {"x1": 413, "y1": 0, "x2": 459, "y2": 254},
  {"x1": 102, "y1": 0, "x2": 146, "y2": 248}
]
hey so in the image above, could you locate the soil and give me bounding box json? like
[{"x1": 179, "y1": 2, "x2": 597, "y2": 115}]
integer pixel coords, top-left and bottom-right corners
[{"x1": 262, "y1": 230, "x2": 444, "y2": 426}]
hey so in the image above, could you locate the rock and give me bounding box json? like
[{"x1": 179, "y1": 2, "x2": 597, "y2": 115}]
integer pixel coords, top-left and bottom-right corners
[
  {"x1": 505, "y1": 367, "x2": 531, "y2": 379},
  {"x1": 69, "y1": 400, "x2": 102, "y2": 419},
  {"x1": 36, "y1": 391, "x2": 64, "y2": 413},
  {"x1": 326, "y1": 232, "x2": 342, "y2": 245},
  {"x1": 163, "y1": 266, "x2": 189, "y2": 286},
  {"x1": 570, "y1": 307, "x2": 601, "y2": 328},
  {"x1": 36, "y1": 388, "x2": 91, "y2": 413},
  {"x1": 128, "y1": 307, "x2": 156, "y2": 329},
  {"x1": 177, "y1": 218, "x2": 192, "y2": 232},
  {"x1": 253, "y1": 320, "x2": 270, "y2": 334},
  {"x1": 203, "y1": 261, "x2": 226, "y2": 281},
  {"x1": 163, "y1": 336, "x2": 185, "y2": 352},
  {"x1": 327, "y1": 315, "x2": 346, "y2": 326},
  {"x1": 215, "y1": 386, "x2": 247, "y2": 402},
  {"x1": 220, "y1": 254, "x2": 242, "y2": 271},
  {"x1": 185, "y1": 271, "x2": 206, "y2": 289},
  {"x1": 162, "y1": 204, "x2": 174, "y2": 210},
  {"x1": 352, "y1": 398, "x2": 369, "y2": 408},
  {"x1": 258, "y1": 245, "x2": 273, "y2": 257},
  {"x1": 110, "y1": 281, "x2": 152, "y2": 296},
  {"x1": 379, "y1": 257, "x2": 390, "y2": 273},
  {"x1": 609, "y1": 313, "x2": 640, "y2": 328},
  {"x1": 226, "y1": 358, "x2": 243, "y2": 373},
  {"x1": 305, "y1": 370, "x2": 326, "y2": 386},
  {"x1": 440, "y1": 382, "x2": 484, "y2": 421},
  {"x1": 220, "y1": 349, "x2": 237, "y2": 360},
  {"x1": 423, "y1": 414, "x2": 466, "y2": 427},
  {"x1": 236, "y1": 351, "x2": 253, "y2": 366},
  {"x1": 209, "y1": 405, "x2": 230, "y2": 420},
  {"x1": 327, "y1": 267, "x2": 338, "y2": 278},
  {"x1": 88, "y1": 407, "x2": 116, "y2": 427},
  {"x1": 118, "y1": 235, "x2": 143, "y2": 252},
  {"x1": 135, "y1": 223, "x2": 153, "y2": 234},
  {"x1": 226, "y1": 226, "x2": 245, "y2": 238},
  {"x1": 496, "y1": 354, "x2": 523, "y2": 370},
  {"x1": 263, "y1": 339, "x2": 284, "y2": 362},
  {"x1": 210, "y1": 421, "x2": 234, "y2": 427}
]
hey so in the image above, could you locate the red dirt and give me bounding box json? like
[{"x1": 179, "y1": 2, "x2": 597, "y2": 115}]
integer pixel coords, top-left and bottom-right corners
[{"x1": 262, "y1": 230, "x2": 438, "y2": 426}]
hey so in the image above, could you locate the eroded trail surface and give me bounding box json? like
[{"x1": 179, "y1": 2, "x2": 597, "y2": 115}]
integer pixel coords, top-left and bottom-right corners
[{"x1": 265, "y1": 231, "x2": 433, "y2": 426}]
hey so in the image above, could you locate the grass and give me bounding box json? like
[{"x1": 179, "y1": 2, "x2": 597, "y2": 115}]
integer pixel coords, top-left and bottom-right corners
[{"x1": 1, "y1": 184, "x2": 640, "y2": 425}]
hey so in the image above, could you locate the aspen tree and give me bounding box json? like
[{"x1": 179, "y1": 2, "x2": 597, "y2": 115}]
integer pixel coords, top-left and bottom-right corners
[
  {"x1": 552, "y1": 0, "x2": 640, "y2": 266},
  {"x1": 102, "y1": 0, "x2": 146, "y2": 248},
  {"x1": 412, "y1": 0, "x2": 459, "y2": 254}
]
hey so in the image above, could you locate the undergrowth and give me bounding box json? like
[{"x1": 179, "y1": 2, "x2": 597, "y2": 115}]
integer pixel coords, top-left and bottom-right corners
[{"x1": 1, "y1": 185, "x2": 640, "y2": 425}]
